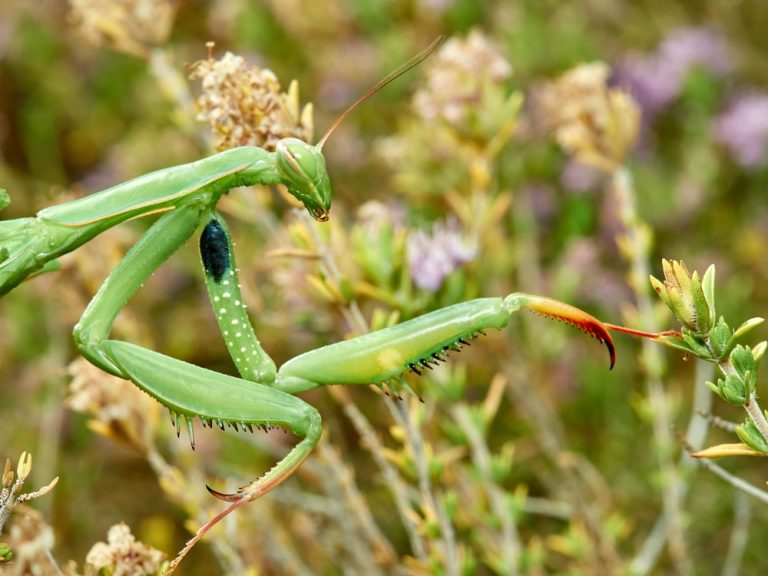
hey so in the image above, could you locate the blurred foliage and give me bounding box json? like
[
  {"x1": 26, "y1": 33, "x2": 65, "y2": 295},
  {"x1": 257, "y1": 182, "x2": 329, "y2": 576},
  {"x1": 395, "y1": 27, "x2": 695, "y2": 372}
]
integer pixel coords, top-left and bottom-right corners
[{"x1": 2, "y1": 0, "x2": 768, "y2": 574}]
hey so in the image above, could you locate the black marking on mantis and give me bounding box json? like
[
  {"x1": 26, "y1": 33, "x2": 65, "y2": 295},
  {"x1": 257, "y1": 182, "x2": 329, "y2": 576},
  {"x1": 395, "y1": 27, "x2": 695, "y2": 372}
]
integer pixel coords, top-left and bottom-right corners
[{"x1": 200, "y1": 218, "x2": 231, "y2": 283}]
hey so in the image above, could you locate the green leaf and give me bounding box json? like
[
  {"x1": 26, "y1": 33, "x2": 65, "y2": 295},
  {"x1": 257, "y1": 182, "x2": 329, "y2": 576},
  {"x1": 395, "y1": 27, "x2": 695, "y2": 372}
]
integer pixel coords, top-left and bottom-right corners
[
  {"x1": 721, "y1": 374, "x2": 747, "y2": 405},
  {"x1": 732, "y1": 317, "x2": 765, "y2": 340},
  {"x1": 753, "y1": 341, "x2": 767, "y2": 362},
  {"x1": 690, "y1": 270, "x2": 711, "y2": 333},
  {"x1": 709, "y1": 318, "x2": 732, "y2": 358},
  {"x1": 730, "y1": 345, "x2": 757, "y2": 383},
  {"x1": 736, "y1": 419, "x2": 768, "y2": 453},
  {"x1": 701, "y1": 264, "x2": 716, "y2": 325}
]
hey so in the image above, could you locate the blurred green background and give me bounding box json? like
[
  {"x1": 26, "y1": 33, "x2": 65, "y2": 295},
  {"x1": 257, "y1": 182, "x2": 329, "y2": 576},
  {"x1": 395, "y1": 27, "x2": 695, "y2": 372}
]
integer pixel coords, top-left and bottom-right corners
[{"x1": 2, "y1": 0, "x2": 768, "y2": 574}]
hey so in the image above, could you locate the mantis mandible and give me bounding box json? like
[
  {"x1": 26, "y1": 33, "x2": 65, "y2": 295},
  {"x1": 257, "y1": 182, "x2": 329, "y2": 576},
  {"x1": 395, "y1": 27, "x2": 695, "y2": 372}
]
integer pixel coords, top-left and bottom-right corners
[{"x1": 0, "y1": 39, "x2": 617, "y2": 572}]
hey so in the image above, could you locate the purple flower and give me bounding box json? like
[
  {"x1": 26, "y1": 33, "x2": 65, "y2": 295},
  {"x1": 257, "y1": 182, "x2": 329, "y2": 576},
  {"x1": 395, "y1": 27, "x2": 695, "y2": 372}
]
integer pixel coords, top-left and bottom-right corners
[
  {"x1": 615, "y1": 27, "x2": 732, "y2": 117},
  {"x1": 560, "y1": 160, "x2": 603, "y2": 194},
  {"x1": 715, "y1": 92, "x2": 768, "y2": 168},
  {"x1": 407, "y1": 218, "x2": 477, "y2": 292}
]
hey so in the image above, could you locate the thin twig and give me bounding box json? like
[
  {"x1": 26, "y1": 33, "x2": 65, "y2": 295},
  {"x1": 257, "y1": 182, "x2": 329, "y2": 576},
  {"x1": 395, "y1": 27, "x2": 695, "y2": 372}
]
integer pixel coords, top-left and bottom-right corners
[
  {"x1": 631, "y1": 361, "x2": 713, "y2": 575},
  {"x1": 451, "y1": 403, "x2": 521, "y2": 574},
  {"x1": 611, "y1": 168, "x2": 690, "y2": 575},
  {"x1": 721, "y1": 491, "x2": 751, "y2": 576}
]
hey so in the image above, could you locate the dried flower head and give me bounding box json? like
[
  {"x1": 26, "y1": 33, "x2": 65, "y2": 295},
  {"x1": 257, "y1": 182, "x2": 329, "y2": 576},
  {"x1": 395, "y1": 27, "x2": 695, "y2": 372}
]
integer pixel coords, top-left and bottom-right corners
[
  {"x1": 85, "y1": 523, "x2": 165, "y2": 576},
  {"x1": 68, "y1": 0, "x2": 179, "y2": 58},
  {"x1": 413, "y1": 29, "x2": 513, "y2": 129},
  {"x1": 407, "y1": 218, "x2": 477, "y2": 292},
  {"x1": 190, "y1": 47, "x2": 314, "y2": 152},
  {"x1": 66, "y1": 357, "x2": 159, "y2": 452},
  {"x1": 1, "y1": 452, "x2": 58, "y2": 549},
  {"x1": 538, "y1": 62, "x2": 640, "y2": 172},
  {"x1": 1, "y1": 506, "x2": 56, "y2": 574}
]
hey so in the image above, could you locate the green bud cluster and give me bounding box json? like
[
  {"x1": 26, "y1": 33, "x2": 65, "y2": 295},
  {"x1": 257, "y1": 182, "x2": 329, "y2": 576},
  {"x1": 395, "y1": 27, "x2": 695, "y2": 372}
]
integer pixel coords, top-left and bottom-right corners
[
  {"x1": 0, "y1": 543, "x2": 11, "y2": 561},
  {"x1": 650, "y1": 261, "x2": 765, "y2": 369},
  {"x1": 650, "y1": 259, "x2": 713, "y2": 336}
]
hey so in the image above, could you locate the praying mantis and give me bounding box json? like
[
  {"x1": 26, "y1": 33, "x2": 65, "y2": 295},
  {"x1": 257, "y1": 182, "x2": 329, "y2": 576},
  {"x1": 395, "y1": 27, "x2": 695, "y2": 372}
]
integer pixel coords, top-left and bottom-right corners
[{"x1": 0, "y1": 40, "x2": 618, "y2": 572}]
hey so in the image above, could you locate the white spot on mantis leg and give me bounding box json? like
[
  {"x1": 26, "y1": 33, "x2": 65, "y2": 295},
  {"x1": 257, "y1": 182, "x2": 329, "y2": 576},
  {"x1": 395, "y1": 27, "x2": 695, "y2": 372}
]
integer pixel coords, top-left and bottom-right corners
[
  {"x1": 219, "y1": 307, "x2": 227, "y2": 314},
  {"x1": 236, "y1": 332, "x2": 242, "y2": 337},
  {"x1": 231, "y1": 319, "x2": 240, "y2": 325},
  {"x1": 214, "y1": 296, "x2": 220, "y2": 302},
  {"x1": 223, "y1": 292, "x2": 231, "y2": 298},
  {"x1": 240, "y1": 347, "x2": 246, "y2": 352}
]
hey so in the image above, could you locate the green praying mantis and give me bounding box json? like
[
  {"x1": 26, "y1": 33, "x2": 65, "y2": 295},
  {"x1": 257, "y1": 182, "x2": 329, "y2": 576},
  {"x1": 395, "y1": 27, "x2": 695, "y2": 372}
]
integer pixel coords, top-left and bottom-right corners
[{"x1": 0, "y1": 40, "x2": 620, "y2": 572}]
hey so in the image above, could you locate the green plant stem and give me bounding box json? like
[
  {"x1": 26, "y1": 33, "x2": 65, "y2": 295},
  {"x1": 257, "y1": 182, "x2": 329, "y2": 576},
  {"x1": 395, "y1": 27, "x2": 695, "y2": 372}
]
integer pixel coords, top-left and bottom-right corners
[
  {"x1": 451, "y1": 404, "x2": 521, "y2": 574},
  {"x1": 744, "y1": 393, "x2": 768, "y2": 442},
  {"x1": 631, "y1": 360, "x2": 713, "y2": 575},
  {"x1": 611, "y1": 167, "x2": 690, "y2": 575},
  {"x1": 721, "y1": 492, "x2": 751, "y2": 576},
  {"x1": 717, "y1": 359, "x2": 768, "y2": 446}
]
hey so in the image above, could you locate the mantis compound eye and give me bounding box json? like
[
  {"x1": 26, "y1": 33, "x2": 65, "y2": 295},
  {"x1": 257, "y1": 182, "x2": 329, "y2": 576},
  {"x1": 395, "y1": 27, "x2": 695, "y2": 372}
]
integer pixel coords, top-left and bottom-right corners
[{"x1": 276, "y1": 138, "x2": 332, "y2": 222}]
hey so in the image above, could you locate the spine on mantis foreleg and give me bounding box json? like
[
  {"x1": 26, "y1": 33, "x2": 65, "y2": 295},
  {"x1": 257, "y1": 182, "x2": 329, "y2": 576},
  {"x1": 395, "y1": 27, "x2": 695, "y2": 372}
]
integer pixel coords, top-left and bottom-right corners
[
  {"x1": 276, "y1": 293, "x2": 615, "y2": 394},
  {"x1": 199, "y1": 212, "x2": 277, "y2": 383}
]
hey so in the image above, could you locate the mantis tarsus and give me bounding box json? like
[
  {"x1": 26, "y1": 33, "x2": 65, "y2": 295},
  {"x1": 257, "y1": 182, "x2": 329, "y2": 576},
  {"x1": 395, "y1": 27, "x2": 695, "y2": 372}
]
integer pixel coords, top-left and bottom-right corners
[{"x1": 0, "y1": 39, "x2": 617, "y2": 572}]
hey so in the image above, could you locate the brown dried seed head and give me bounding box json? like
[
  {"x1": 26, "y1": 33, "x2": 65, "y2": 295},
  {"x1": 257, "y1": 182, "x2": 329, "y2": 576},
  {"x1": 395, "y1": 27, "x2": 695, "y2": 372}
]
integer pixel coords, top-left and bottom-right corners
[
  {"x1": 537, "y1": 62, "x2": 640, "y2": 172},
  {"x1": 189, "y1": 49, "x2": 313, "y2": 152}
]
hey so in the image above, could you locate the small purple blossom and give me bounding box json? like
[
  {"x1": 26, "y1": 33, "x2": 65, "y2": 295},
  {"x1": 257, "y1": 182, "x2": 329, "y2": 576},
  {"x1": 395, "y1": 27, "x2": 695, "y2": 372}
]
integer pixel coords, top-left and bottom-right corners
[
  {"x1": 615, "y1": 27, "x2": 732, "y2": 117},
  {"x1": 560, "y1": 160, "x2": 603, "y2": 194},
  {"x1": 715, "y1": 92, "x2": 768, "y2": 168},
  {"x1": 407, "y1": 218, "x2": 477, "y2": 292}
]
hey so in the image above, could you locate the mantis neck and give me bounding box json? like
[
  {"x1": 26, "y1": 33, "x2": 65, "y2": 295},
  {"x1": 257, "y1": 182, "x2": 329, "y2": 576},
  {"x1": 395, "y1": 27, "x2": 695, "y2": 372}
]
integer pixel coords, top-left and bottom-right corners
[{"x1": 230, "y1": 147, "x2": 281, "y2": 188}]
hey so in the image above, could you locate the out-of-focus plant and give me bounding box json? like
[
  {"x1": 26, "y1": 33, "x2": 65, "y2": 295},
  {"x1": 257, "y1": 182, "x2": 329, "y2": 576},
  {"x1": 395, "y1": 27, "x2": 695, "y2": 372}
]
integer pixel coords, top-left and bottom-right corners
[
  {"x1": 68, "y1": 0, "x2": 179, "y2": 58},
  {"x1": 0, "y1": 452, "x2": 58, "y2": 565}
]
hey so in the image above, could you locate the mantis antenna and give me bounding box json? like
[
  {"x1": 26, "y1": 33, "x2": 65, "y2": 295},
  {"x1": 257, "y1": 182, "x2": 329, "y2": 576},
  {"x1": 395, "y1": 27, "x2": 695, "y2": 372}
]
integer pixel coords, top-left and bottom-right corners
[{"x1": 316, "y1": 35, "x2": 444, "y2": 149}]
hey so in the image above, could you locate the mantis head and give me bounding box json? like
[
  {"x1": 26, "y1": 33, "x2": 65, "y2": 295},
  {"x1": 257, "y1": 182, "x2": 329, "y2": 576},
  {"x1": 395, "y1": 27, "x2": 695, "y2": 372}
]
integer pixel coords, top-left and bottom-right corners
[
  {"x1": 276, "y1": 138, "x2": 331, "y2": 222},
  {"x1": 276, "y1": 37, "x2": 443, "y2": 223}
]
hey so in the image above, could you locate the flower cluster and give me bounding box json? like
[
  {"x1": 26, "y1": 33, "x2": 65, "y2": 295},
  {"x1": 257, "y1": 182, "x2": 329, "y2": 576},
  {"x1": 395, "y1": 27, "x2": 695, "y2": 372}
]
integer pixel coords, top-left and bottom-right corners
[
  {"x1": 714, "y1": 92, "x2": 768, "y2": 168},
  {"x1": 84, "y1": 523, "x2": 165, "y2": 575},
  {"x1": 537, "y1": 62, "x2": 640, "y2": 172},
  {"x1": 189, "y1": 48, "x2": 314, "y2": 152},
  {"x1": 615, "y1": 27, "x2": 732, "y2": 118},
  {"x1": 68, "y1": 0, "x2": 178, "y2": 58},
  {"x1": 66, "y1": 357, "x2": 159, "y2": 452},
  {"x1": 413, "y1": 29, "x2": 513, "y2": 128},
  {"x1": 407, "y1": 218, "x2": 477, "y2": 292}
]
